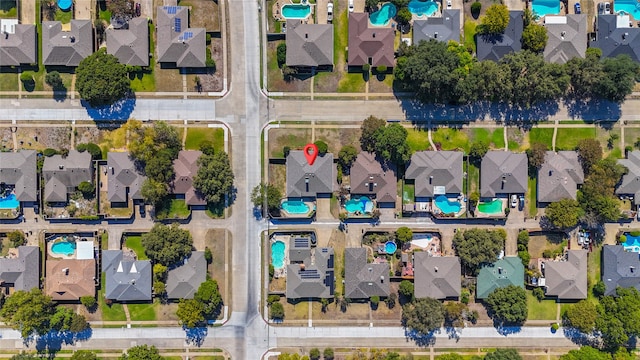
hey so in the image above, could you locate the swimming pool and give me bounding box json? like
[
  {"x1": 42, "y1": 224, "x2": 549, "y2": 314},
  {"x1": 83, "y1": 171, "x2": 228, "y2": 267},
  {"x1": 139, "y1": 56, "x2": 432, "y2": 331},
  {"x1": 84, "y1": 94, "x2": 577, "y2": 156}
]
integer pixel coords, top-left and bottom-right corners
[
  {"x1": 281, "y1": 4, "x2": 311, "y2": 19},
  {"x1": 58, "y1": 0, "x2": 72, "y2": 11},
  {"x1": 531, "y1": 0, "x2": 560, "y2": 17},
  {"x1": 615, "y1": 0, "x2": 640, "y2": 19},
  {"x1": 0, "y1": 193, "x2": 19, "y2": 209},
  {"x1": 370, "y1": 3, "x2": 397, "y2": 26},
  {"x1": 281, "y1": 200, "x2": 310, "y2": 214},
  {"x1": 345, "y1": 196, "x2": 374, "y2": 214},
  {"x1": 477, "y1": 199, "x2": 503, "y2": 214},
  {"x1": 51, "y1": 240, "x2": 76, "y2": 256},
  {"x1": 623, "y1": 233, "x2": 640, "y2": 253},
  {"x1": 434, "y1": 195, "x2": 461, "y2": 214},
  {"x1": 385, "y1": 241, "x2": 397, "y2": 254},
  {"x1": 408, "y1": 0, "x2": 438, "y2": 17},
  {"x1": 271, "y1": 241, "x2": 286, "y2": 269}
]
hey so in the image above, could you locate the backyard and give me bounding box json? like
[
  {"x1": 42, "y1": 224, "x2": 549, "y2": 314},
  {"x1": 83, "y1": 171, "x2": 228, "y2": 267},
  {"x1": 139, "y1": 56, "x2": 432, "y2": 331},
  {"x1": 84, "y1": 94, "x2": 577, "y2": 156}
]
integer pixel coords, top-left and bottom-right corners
[
  {"x1": 123, "y1": 235, "x2": 148, "y2": 260},
  {"x1": 0, "y1": 0, "x2": 17, "y2": 18},
  {"x1": 154, "y1": 198, "x2": 190, "y2": 220}
]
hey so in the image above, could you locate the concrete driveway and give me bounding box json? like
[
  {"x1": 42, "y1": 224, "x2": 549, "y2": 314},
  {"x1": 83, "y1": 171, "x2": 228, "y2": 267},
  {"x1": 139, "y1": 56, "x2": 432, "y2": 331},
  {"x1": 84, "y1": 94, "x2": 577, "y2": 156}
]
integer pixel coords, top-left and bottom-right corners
[
  {"x1": 74, "y1": 0, "x2": 93, "y2": 20},
  {"x1": 503, "y1": 0, "x2": 524, "y2": 11},
  {"x1": 317, "y1": 0, "x2": 329, "y2": 24},
  {"x1": 20, "y1": 0, "x2": 36, "y2": 24}
]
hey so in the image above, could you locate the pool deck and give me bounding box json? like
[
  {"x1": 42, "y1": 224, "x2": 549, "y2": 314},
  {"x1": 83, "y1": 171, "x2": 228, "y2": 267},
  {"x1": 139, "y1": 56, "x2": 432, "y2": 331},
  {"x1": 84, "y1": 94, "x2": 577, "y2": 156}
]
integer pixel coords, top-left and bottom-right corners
[{"x1": 431, "y1": 197, "x2": 466, "y2": 218}]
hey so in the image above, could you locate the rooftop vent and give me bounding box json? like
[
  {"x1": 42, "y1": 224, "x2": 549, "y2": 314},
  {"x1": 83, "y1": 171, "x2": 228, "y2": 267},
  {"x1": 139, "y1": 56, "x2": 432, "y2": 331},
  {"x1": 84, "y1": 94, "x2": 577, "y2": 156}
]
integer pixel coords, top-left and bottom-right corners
[
  {"x1": 70, "y1": 36, "x2": 75, "y2": 43},
  {"x1": 59, "y1": 165, "x2": 64, "y2": 170},
  {"x1": 434, "y1": 266, "x2": 438, "y2": 272}
]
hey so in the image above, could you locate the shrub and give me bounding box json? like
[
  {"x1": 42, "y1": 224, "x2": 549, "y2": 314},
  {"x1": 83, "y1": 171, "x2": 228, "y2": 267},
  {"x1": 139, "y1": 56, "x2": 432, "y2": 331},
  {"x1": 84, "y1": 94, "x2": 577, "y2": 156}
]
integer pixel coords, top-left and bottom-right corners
[
  {"x1": 85, "y1": 143, "x2": 102, "y2": 160},
  {"x1": 323, "y1": 348, "x2": 335, "y2": 360},
  {"x1": 461, "y1": 289, "x2": 470, "y2": 304},
  {"x1": 309, "y1": 348, "x2": 321, "y2": 360},
  {"x1": 533, "y1": 287, "x2": 545, "y2": 301},
  {"x1": 370, "y1": 295, "x2": 380, "y2": 306},
  {"x1": 7, "y1": 231, "x2": 26, "y2": 247},
  {"x1": 204, "y1": 247, "x2": 213, "y2": 264},
  {"x1": 518, "y1": 250, "x2": 530, "y2": 267},
  {"x1": 619, "y1": 234, "x2": 627, "y2": 244},
  {"x1": 630, "y1": 231, "x2": 640, "y2": 237},
  {"x1": 386, "y1": 292, "x2": 397, "y2": 308},
  {"x1": 269, "y1": 263, "x2": 275, "y2": 278},
  {"x1": 20, "y1": 72, "x2": 34, "y2": 83},
  {"x1": 205, "y1": 48, "x2": 216, "y2": 68},
  {"x1": 468, "y1": 310, "x2": 479, "y2": 324},
  {"x1": 76, "y1": 143, "x2": 87, "y2": 152},
  {"x1": 471, "y1": 1, "x2": 481, "y2": 14},
  {"x1": 277, "y1": 43, "x2": 287, "y2": 66},
  {"x1": 283, "y1": 146, "x2": 291, "y2": 158},
  {"x1": 267, "y1": 294, "x2": 281, "y2": 305},
  {"x1": 43, "y1": 148, "x2": 58, "y2": 157},
  {"x1": 78, "y1": 181, "x2": 95, "y2": 198},
  {"x1": 46, "y1": 71, "x2": 64, "y2": 89},
  {"x1": 206, "y1": 33, "x2": 212, "y2": 44},
  {"x1": 362, "y1": 63, "x2": 371, "y2": 73},
  {"x1": 593, "y1": 281, "x2": 606, "y2": 297},
  {"x1": 80, "y1": 296, "x2": 96, "y2": 309},
  {"x1": 551, "y1": 323, "x2": 559, "y2": 331},
  {"x1": 314, "y1": 140, "x2": 328, "y2": 155},
  {"x1": 270, "y1": 302, "x2": 285, "y2": 320},
  {"x1": 376, "y1": 65, "x2": 388, "y2": 73}
]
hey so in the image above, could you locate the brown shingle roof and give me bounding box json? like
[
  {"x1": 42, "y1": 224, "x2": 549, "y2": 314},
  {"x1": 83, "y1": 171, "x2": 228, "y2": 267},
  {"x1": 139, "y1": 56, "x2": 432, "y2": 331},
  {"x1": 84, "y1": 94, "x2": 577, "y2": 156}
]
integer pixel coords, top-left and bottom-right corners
[
  {"x1": 170, "y1": 150, "x2": 206, "y2": 206},
  {"x1": 350, "y1": 152, "x2": 396, "y2": 203},
  {"x1": 348, "y1": 13, "x2": 394, "y2": 67},
  {"x1": 46, "y1": 259, "x2": 96, "y2": 301}
]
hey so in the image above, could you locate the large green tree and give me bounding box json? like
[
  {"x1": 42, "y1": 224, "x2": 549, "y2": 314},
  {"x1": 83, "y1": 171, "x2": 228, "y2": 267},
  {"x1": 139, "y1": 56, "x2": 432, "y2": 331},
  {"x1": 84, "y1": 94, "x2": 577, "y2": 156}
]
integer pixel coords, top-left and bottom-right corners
[
  {"x1": 250, "y1": 183, "x2": 282, "y2": 213},
  {"x1": 545, "y1": 199, "x2": 583, "y2": 229},
  {"x1": 452, "y1": 229, "x2": 505, "y2": 274},
  {"x1": 576, "y1": 138, "x2": 603, "y2": 174},
  {"x1": 374, "y1": 123, "x2": 411, "y2": 164},
  {"x1": 360, "y1": 115, "x2": 386, "y2": 152},
  {"x1": 338, "y1": 145, "x2": 358, "y2": 172},
  {"x1": 195, "y1": 279, "x2": 223, "y2": 318},
  {"x1": 596, "y1": 55, "x2": 640, "y2": 103},
  {"x1": 596, "y1": 287, "x2": 640, "y2": 350},
  {"x1": 563, "y1": 300, "x2": 597, "y2": 333},
  {"x1": 401, "y1": 297, "x2": 444, "y2": 336},
  {"x1": 560, "y1": 346, "x2": 612, "y2": 360},
  {"x1": 176, "y1": 299, "x2": 205, "y2": 328},
  {"x1": 479, "y1": 4, "x2": 510, "y2": 34},
  {"x1": 141, "y1": 223, "x2": 193, "y2": 266},
  {"x1": 0, "y1": 288, "x2": 55, "y2": 338},
  {"x1": 76, "y1": 49, "x2": 130, "y2": 107},
  {"x1": 120, "y1": 345, "x2": 163, "y2": 360},
  {"x1": 579, "y1": 157, "x2": 624, "y2": 223},
  {"x1": 127, "y1": 121, "x2": 181, "y2": 178},
  {"x1": 486, "y1": 285, "x2": 527, "y2": 325},
  {"x1": 522, "y1": 23, "x2": 548, "y2": 53},
  {"x1": 141, "y1": 178, "x2": 169, "y2": 206},
  {"x1": 193, "y1": 152, "x2": 234, "y2": 205}
]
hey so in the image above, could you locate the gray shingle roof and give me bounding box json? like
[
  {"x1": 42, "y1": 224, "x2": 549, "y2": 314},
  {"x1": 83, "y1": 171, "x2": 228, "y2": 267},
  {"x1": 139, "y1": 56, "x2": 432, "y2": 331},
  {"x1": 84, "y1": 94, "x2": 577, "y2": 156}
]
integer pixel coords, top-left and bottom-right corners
[
  {"x1": 344, "y1": 248, "x2": 390, "y2": 299},
  {"x1": 106, "y1": 17, "x2": 150, "y2": 66},
  {"x1": 537, "y1": 151, "x2": 584, "y2": 203},
  {"x1": 544, "y1": 250, "x2": 587, "y2": 299},
  {"x1": 405, "y1": 151, "x2": 463, "y2": 198},
  {"x1": 616, "y1": 150, "x2": 640, "y2": 204},
  {"x1": 42, "y1": 20, "x2": 93, "y2": 66},
  {"x1": 0, "y1": 246, "x2": 39, "y2": 292},
  {"x1": 593, "y1": 14, "x2": 640, "y2": 62},
  {"x1": 170, "y1": 150, "x2": 206, "y2": 206},
  {"x1": 476, "y1": 257, "x2": 524, "y2": 299},
  {"x1": 166, "y1": 251, "x2": 206, "y2": 299},
  {"x1": 286, "y1": 20, "x2": 333, "y2": 67},
  {"x1": 348, "y1": 13, "x2": 395, "y2": 67},
  {"x1": 477, "y1": 11, "x2": 523, "y2": 62},
  {"x1": 286, "y1": 150, "x2": 335, "y2": 197},
  {"x1": 350, "y1": 152, "x2": 397, "y2": 203},
  {"x1": 286, "y1": 247, "x2": 334, "y2": 299},
  {"x1": 603, "y1": 245, "x2": 640, "y2": 296},
  {"x1": 481, "y1": 151, "x2": 528, "y2": 197},
  {"x1": 414, "y1": 253, "x2": 461, "y2": 299},
  {"x1": 156, "y1": 6, "x2": 206, "y2": 67},
  {"x1": 0, "y1": 24, "x2": 37, "y2": 66},
  {"x1": 43, "y1": 150, "x2": 93, "y2": 203},
  {"x1": 102, "y1": 250, "x2": 152, "y2": 301},
  {"x1": 543, "y1": 15, "x2": 587, "y2": 64},
  {"x1": 0, "y1": 150, "x2": 37, "y2": 202},
  {"x1": 107, "y1": 152, "x2": 146, "y2": 203},
  {"x1": 288, "y1": 236, "x2": 311, "y2": 263},
  {"x1": 412, "y1": 9, "x2": 461, "y2": 44}
]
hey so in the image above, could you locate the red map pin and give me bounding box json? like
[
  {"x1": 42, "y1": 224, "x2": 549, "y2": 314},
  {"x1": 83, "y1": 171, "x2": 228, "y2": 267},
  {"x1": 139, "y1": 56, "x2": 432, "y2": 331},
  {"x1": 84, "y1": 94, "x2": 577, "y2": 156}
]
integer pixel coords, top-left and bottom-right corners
[{"x1": 303, "y1": 143, "x2": 318, "y2": 166}]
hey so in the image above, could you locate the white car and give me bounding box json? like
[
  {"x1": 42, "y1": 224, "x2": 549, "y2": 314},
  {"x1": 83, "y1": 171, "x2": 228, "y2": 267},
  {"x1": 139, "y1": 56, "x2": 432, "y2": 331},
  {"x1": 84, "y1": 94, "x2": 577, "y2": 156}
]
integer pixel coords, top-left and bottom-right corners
[
  {"x1": 327, "y1": 2, "x2": 334, "y2": 22},
  {"x1": 446, "y1": 0, "x2": 452, "y2": 9},
  {"x1": 349, "y1": 0, "x2": 354, "y2": 12},
  {"x1": 510, "y1": 195, "x2": 518, "y2": 208}
]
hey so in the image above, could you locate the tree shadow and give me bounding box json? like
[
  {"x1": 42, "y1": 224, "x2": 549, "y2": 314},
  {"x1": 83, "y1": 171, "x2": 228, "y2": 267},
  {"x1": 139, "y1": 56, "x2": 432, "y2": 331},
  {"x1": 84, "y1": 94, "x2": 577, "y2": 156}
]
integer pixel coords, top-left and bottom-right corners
[
  {"x1": 184, "y1": 326, "x2": 208, "y2": 347},
  {"x1": 82, "y1": 96, "x2": 136, "y2": 121},
  {"x1": 444, "y1": 326, "x2": 462, "y2": 341},
  {"x1": 492, "y1": 319, "x2": 523, "y2": 336},
  {"x1": 563, "y1": 98, "x2": 622, "y2": 127},
  {"x1": 562, "y1": 326, "x2": 601, "y2": 347},
  {"x1": 52, "y1": 86, "x2": 67, "y2": 102},
  {"x1": 404, "y1": 327, "x2": 437, "y2": 347},
  {"x1": 32, "y1": 328, "x2": 93, "y2": 355}
]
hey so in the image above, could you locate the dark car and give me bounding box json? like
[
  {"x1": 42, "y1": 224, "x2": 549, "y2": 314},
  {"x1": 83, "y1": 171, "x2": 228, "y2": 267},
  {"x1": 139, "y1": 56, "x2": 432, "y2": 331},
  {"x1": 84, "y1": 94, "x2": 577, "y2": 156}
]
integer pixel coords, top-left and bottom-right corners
[
  {"x1": 135, "y1": 3, "x2": 141, "y2": 17},
  {"x1": 34, "y1": 204, "x2": 39, "y2": 214},
  {"x1": 574, "y1": 3, "x2": 581, "y2": 14},
  {"x1": 139, "y1": 204, "x2": 146, "y2": 217}
]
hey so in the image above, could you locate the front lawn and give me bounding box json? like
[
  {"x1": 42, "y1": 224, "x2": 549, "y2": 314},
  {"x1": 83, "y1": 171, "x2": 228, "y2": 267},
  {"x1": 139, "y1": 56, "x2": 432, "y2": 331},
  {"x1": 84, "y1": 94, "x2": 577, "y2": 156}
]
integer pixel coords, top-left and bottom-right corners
[
  {"x1": 124, "y1": 235, "x2": 148, "y2": 260},
  {"x1": 155, "y1": 198, "x2": 190, "y2": 220},
  {"x1": 406, "y1": 128, "x2": 430, "y2": 152},
  {"x1": 99, "y1": 273, "x2": 127, "y2": 321},
  {"x1": 463, "y1": 20, "x2": 477, "y2": 54},
  {"x1": 337, "y1": 72, "x2": 366, "y2": 93},
  {"x1": 528, "y1": 128, "x2": 554, "y2": 149},
  {"x1": 527, "y1": 290, "x2": 558, "y2": 320},
  {"x1": 431, "y1": 128, "x2": 470, "y2": 152},
  {"x1": 127, "y1": 302, "x2": 157, "y2": 321},
  {"x1": 0, "y1": 72, "x2": 18, "y2": 91},
  {"x1": 555, "y1": 127, "x2": 596, "y2": 150},
  {"x1": 185, "y1": 127, "x2": 224, "y2": 152}
]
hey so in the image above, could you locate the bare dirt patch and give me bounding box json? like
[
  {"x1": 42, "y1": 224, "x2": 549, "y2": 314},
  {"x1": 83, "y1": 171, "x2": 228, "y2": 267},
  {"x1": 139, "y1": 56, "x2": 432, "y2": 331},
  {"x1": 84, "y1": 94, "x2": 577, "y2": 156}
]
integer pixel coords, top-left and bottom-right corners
[
  {"x1": 267, "y1": 41, "x2": 313, "y2": 93},
  {"x1": 75, "y1": 126, "x2": 102, "y2": 145},
  {"x1": 0, "y1": 127, "x2": 12, "y2": 150},
  {"x1": 268, "y1": 128, "x2": 312, "y2": 158},
  {"x1": 155, "y1": 66, "x2": 183, "y2": 92},
  {"x1": 179, "y1": 0, "x2": 220, "y2": 32},
  {"x1": 268, "y1": 164, "x2": 286, "y2": 195},
  {"x1": 15, "y1": 126, "x2": 72, "y2": 150},
  {"x1": 187, "y1": 38, "x2": 223, "y2": 92},
  {"x1": 205, "y1": 228, "x2": 231, "y2": 314},
  {"x1": 368, "y1": 75, "x2": 394, "y2": 93}
]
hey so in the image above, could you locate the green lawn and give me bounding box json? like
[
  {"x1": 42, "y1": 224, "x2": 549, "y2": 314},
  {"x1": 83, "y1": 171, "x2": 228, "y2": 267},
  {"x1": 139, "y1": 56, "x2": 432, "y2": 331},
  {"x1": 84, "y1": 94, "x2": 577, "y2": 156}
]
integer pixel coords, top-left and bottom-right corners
[
  {"x1": 0, "y1": 72, "x2": 18, "y2": 91},
  {"x1": 155, "y1": 198, "x2": 190, "y2": 220},
  {"x1": 406, "y1": 128, "x2": 430, "y2": 152},
  {"x1": 127, "y1": 302, "x2": 157, "y2": 321},
  {"x1": 463, "y1": 20, "x2": 477, "y2": 54},
  {"x1": 124, "y1": 236, "x2": 148, "y2": 260},
  {"x1": 403, "y1": 182, "x2": 415, "y2": 204},
  {"x1": 101, "y1": 232, "x2": 108, "y2": 250},
  {"x1": 431, "y1": 128, "x2": 470, "y2": 152},
  {"x1": 527, "y1": 290, "x2": 558, "y2": 320},
  {"x1": 469, "y1": 128, "x2": 504, "y2": 149},
  {"x1": 528, "y1": 177, "x2": 537, "y2": 217},
  {"x1": 99, "y1": 9, "x2": 112, "y2": 23},
  {"x1": 468, "y1": 163, "x2": 479, "y2": 193},
  {"x1": 587, "y1": 245, "x2": 602, "y2": 302},
  {"x1": 555, "y1": 128, "x2": 596, "y2": 151},
  {"x1": 337, "y1": 72, "x2": 366, "y2": 93},
  {"x1": 185, "y1": 127, "x2": 224, "y2": 152},
  {"x1": 129, "y1": 22, "x2": 156, "y2": 92},
  {"x1": 528, "y1": 128, "x2": 554, "y2": 148},
  {"x1": 55, "y1": 8, "x2": 72, "y2": 24},
  {"x1": 0, "y1": 4, "x2": 17, "y2": 18},
  {"x1": 99, "y1": 273, "x2": 127, "y2": 321}
]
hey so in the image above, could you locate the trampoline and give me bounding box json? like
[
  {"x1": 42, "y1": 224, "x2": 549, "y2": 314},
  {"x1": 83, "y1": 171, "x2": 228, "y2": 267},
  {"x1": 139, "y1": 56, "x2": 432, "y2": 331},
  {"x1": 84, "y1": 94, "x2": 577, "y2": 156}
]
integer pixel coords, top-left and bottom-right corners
[{"x1": 58, "y1": 0, "x2": 72, "y2": 11}]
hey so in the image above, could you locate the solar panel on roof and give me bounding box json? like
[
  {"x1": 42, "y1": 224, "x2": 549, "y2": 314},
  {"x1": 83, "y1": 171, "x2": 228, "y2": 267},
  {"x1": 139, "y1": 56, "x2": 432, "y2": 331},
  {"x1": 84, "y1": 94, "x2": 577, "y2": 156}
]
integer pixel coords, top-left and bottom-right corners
[
  {"x1": 174, "y1": 18, "x2": 181, "y2": 32},
  {"x1": 184, "y1": 31, "x2": 193, "y2": 40},
  {"x1": 167, "y1": 6, "x2": 177, "y2": 14}
]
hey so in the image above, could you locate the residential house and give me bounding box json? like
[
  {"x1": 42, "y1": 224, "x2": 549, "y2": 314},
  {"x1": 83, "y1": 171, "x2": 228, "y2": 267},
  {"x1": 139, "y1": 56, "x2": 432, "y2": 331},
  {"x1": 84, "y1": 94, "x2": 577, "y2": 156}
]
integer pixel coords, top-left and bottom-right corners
[
  {"x1": 46, "y1": 258, "x2": 96, "y2": 301},
  {"x1": 0, "y1": 150, "x2": 38, "y2": 206},
  {"x1": 0, "y1": 246, "x2": 39, "y2": 294},
  {"x1": 593, "y1": 14, "x2": 640, "y2": 62},
  {"x1": 542, "y1": 250, "x2": 587, "y2": 300},
  {"x1": 412, "y1": 10, "x2": 461, "y2": 44},
  {"x1": 413, "y1": 253, "x2": 461, "y2": 299},
  {"x1": 350, "y1": 152, "x2": 396, "y2": 206},
  {"x1": 348, "y1": 13, "x2": 394, "y2": 68},
  {"x1": 102, "y1": 250, "x2": 152, "y2": 301},
  {"x1": 405, "y1": 151, "x2": 463, "y2": 204},
  {"x1": 106, "y1": 17, "x2": 150, "y2": 66},
  {"x1": 476, "y1": 257, "x2": 524, "y2": 299},
  {"x1": 0, "y1": 20, "x2": 36, "y2": 66},
  {"x1": 543, "y1": 15, "x2": 587, "y2": 64},
  {"x1": 156, "y1": 6, "x2": 206, "y2": 67},
  {"x1": 602, "y1": 245, "x2": 640, "y2": 296},
  {"x1": 170, "y1": 150, "x2": 206, "y2": 207},
  {"x1": 616, "y1": 150, "x2": 640, "y2": 206},
  {"x1": 43, "y1": 150, "x2": 93, "y2": 204},
  {"x1": 166, "y1": 251, "x2": 206, "y2": 299},
  {"x1": 344, "y1": 248, "x2": 390, "y2": 299},
  {"x1": 476, "y1": 11, "x2": 523, "y2": 62},
  {"x1": 107, "y1": 152, "x2": 147, "y2": 206},
  {"x1": 42, "y1": 20, "x2": 93, "y2": 66},
  {"x1": 285, "y1": 20, "x2": 333, "y2": 70},
  {"x1": 286, "y1": 236, "x2": 335, "y2": 299},
  {"x1": 286, "y1": 150, "x2": 335, "y2": 198},
  {"x1": 480, "y1": 151, "x2": 528, "y2": 198},
  {"x1": 537, "y1": 151, "x2": 584, "y2": 204}
]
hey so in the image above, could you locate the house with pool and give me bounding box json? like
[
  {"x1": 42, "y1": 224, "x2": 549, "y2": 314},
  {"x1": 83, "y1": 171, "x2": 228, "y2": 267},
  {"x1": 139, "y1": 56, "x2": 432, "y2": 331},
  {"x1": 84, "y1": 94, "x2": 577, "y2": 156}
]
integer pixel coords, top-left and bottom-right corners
[
  {"x1": 349, "y1": 152, "x2": 397, "y2": 216},
  {"x1": 412, "y1": 9, "x2": 461, "y2": 44},
  {"x1": 0, "y1": 246, "x2": 39, "y2": 294},
  {"x1": 284, "y1": 150, "x2": 335, "y2": 218},
  {"x1": 348, "y1": 13, "x2": 395, "y2": 69},
  {"x1": 0, "y1": 20, "x2": 36, "y2": 66},
  {"x1": 166, "y1": 251, "x2": 207, "y2": 299},
  {"x1": 344, "y1": 248, "x2": 390, "y2": 299},
  {"x1": 479, "y1": 151, "x2": 528, "y2": 217},
  {"x1": 539, "y1": 250, "x2": 587, "y2": 300},
  {"x1": 156, "y1": 6, "x2": 206, "y2": 68},
  {"x1": 169, "y1": 150, "x2": 207, "y2": 209},
  {"x1": 543, "y1": 15, "x2": 587, "y2": 64},
  {"x1": 43, "y1": 150, "x2": 94, "y2": 217},
  {"x1": 615, "y1": 150, "x2": 640, "y2": 209},
  {"x1": 602, "y1": 245, "x2": 640, "y2": 296},
  {"x1": 592, "y1": 14, "x2": 640, "y2": 62},
  {"x1": 476, "y1": 10, "x2": 523, "y2": 62},
  {"x1": 285, "y1": 20, "x2": 333, "y2": 71},
  {"x1": 404, "y1": 150, "x2": 464, "y2": 217},
  {"x1": 102, "y1": 250, "x2": 152, "y2": 302},
  {"x1": 537, "y1": 151, "x2": 584, "y2": 206},
  {"x1": 0, "y1": 150, "x2": 38, "y2": 216},
  {"x1": 413, "y1": 253, "x2": 461, "y2": 300},
  {"x1": 476, "y1": 257, "x2": 524, "y2": 299},
  {"x1": 286, "y1": 236, "x2": 335, "y2": 300},
  {"x1": 106, "y1": 152, "x2": 147, "y2": 211}
]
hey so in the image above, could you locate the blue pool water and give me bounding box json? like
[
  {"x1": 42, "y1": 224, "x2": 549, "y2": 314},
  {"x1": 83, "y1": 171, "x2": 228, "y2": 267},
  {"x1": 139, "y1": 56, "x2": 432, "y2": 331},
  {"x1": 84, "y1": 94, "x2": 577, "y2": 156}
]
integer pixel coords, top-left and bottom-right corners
[
  {"x1": 385, "y1": 241, "x2": 397, "y2": 254},
  {"x1": 615, "y1": 0, "x2": 640, "y2": 19},
  {"x1": 623, "y1": 233, "x2": 640, "y2": 253},
  {"x1": 271, "y1": 241, "x2": 286, "y2": 269},
  {"x1": 281, "y1": 200, "x2": 310, "y2": 214},
  {"x1": 0, "y1": 194, "x2": 19, "y2": 209},
  {"x1": 51, "y1": 241, "x2": 76, "y2": 256},
  {"x1": 370, "y1": 3, "x2": 397, "y2": 26},
  {"x1": 434, "y1": 195, "x2": 461, "y2": 214},
  {"x1": 58, "y1": 0, "x2": 72, "y2": 11},
  {"x1": 345, "y1": 196, "x2": 373, "y2": 214},
  {"x1": 531, "y1": 0, "x2": 560, "y2": 16},
  {"x1": 408, "y1": 0, "x2": 438, "y2": 17},
  {"x1": 281, "y1": 4, "x2": 311, "y2": 19}
]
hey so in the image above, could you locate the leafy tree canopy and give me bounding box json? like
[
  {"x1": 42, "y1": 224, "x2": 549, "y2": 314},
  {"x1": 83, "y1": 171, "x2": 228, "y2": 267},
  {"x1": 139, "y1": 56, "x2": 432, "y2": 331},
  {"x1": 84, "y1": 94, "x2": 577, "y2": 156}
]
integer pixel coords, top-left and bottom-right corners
[
  {"x1": 527, "y1": 142, "x2": 548, "y2": 171},
  {"x1": 194, "y1": 279, "x2": 223, "y2": 318},
  {"x1": 360, "y1": 115, "x2": 386, "y2": 152},
  {"x1": 76, "y1": 49, "x2": 130, "y2": 107},
  {"x1": 479, "y1": 4, "x2": 510, "y2": 35},
  {"x1": 176, "y1": 299, "x2": 205, "y2": 328},
  {"x1": 484, "y1": 348, "x2": 523, "y2": 360},
  {"x1": 401, "y1": 297, "x2": 444, "y2": 336},
  {"x1": 120, "y1": 345, "x2": 163, "y2": 360},
  {"x1": 453, "y1": 229, "x2": 505, "y2": 274},
  {"x1": 141, "y1": 223, "x2": 193, "y2": 266},
  {"x1": 141, "y1": 178, "x2": 168, "y2": 206},
  {"x1": 576, "y1": 138, "x2": 603, "y2": 174},
  {"x1": 193, "y1": 151, "x2": 234, "y2": 205},
  {"x1": 0, "y1": 288, "x2": 55, "y2": 338},
  {"x1": 545, "y1": 198, "x2": 583, "y2": 229},
  {"x1": 564, "y1": 299, "x2": 597, "y2": 334},
  {"x1": 250, "y1": 183, "x2": 282, "y2": 212},
  {"x1": 486, "y1": 285, "x2": 527, "y2": 325},
  {"x1": 596, "y1": 287, "x2": 640, "y2": 350},
  {"x1": 338, "y1": 145, "x2": 358, "y2": 172},
  {"x1": 522, "y1": 23, "x2": 548, "y2": 53}
]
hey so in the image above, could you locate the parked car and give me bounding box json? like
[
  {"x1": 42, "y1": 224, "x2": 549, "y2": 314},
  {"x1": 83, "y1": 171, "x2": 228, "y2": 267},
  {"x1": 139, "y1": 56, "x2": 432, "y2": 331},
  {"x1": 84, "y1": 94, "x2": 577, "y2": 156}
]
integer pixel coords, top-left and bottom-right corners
[
  {"x1": 349, "y1": 0, "x2": 354, "y2": 12},
  {"x1": 34, "y1": 204, "x2": 39, "y2": 214},
  {"x1": 139, "y1": 204, "x2": 146, "y2": 218},
  {"x1": 135, "y1": 3, "x2": 141, "y2": 17},
  {"x1": 327, "y1": 2, "x2": 333, "y2": 22},
  {"x1": 605, "y1": 2, "x2": 611, "y2": 13},
  {"x1": 510, "y1": 195, "x2": 518, "y2": 208},
  {"x1": 447, "y1": 0, "x2": 452, "y2": 9},
  {"x1": 574, "y1": 2, "x2": 581, "y2": 14}
]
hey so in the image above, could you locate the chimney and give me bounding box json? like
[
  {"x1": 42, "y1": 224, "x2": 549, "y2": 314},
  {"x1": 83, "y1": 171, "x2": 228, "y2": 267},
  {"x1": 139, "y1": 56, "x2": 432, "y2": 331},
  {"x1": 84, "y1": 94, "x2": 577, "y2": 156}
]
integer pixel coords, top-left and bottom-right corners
[
  {"x1": 70, "y1": 36, "x2": 75, "y2": 43},
  {"x1": 130, "y1": 279, "x2": 136, "y2": 285},
  {"x1": 372, "y1": 32, "x2": 376, "y2": 38},
  {"x1": 434, "y1": 32, "x2": 438, "y2": 38},
  {"x1": 380, "y1": 275, "x2": 385, "y2": 283},
  {"x1": 434, "y1": 266, "x2": 438, "y2": 272},
  {"x1": 59, "y1": 165, "x2": 64, "y2": 170},
  {"x1": 429, "y1": 175, "x2": 433, "y2": 184},
  {"x1": 305, "y1": 33, "x2": 308, "y2": 39},
  {"x1": 498, "y1": 267, "x2": 503, "y2": 274},
  {"x1": 624, "y1": 32, "x2": 629, "y2": 40},
  {"x1": 62, "y1": 268, "x2": 69, "y2": 275},
  {"x1": 631, "y1": 266, "x2": 635, "y2": 273}
]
